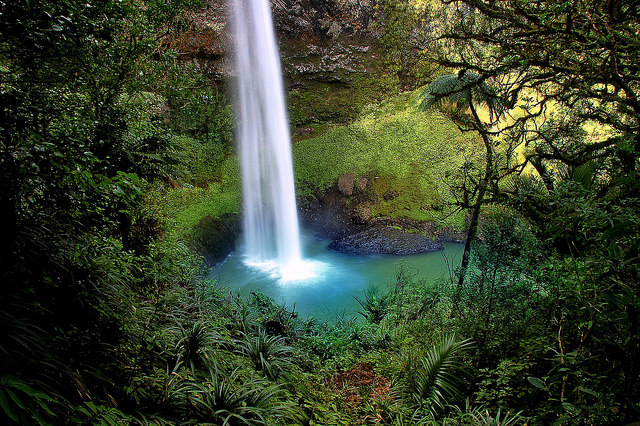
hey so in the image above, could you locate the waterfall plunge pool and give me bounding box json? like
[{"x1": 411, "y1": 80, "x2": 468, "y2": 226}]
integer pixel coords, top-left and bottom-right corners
[{"x1": 208, "y1": 227, "x2": 463, "y2": 321}]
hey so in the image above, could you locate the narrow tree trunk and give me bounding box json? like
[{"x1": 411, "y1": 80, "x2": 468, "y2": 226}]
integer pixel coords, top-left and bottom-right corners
[{"x1": 453, "y1": 103, "x2": 494, "y2": 307}]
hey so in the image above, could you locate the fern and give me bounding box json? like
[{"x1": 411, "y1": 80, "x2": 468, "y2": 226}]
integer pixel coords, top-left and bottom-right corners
[
  {"x1": 419, "y1": 71, "x2": 506, "y2": 122},
  {"x1": 403, "y1": 334, "x2": 473, "y2": 416},
  {"x1": 354, "y1": 287, "x2": 390, "y2": 324}
]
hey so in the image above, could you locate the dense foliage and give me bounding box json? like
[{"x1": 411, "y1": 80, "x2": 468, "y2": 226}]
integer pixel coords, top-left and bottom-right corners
[
  {"x1": 1, "y1": 0, "x2": 638, "y2": 424},
  {"x1": 419, "y1": 0, "x2": 640, "y2": 421}
]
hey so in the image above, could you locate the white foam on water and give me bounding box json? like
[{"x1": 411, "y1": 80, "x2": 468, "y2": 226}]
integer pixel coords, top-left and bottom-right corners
[{"x1": 243, "y1": 257, "x2": 328, "y2": 286}]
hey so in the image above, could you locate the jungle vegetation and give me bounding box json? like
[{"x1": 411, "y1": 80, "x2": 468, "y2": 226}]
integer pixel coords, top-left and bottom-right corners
[{"x1": 1, "y1": 0, "x2": 638, "y2": 424}]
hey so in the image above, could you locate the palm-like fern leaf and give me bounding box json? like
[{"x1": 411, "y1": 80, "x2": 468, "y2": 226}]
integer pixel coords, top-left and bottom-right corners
[
  {"x1": 405, "y1": 334, "x2": 473, "y2": 415},
  {"x1": 419, "y1": 71, "x2": 505, "y2": 121}
]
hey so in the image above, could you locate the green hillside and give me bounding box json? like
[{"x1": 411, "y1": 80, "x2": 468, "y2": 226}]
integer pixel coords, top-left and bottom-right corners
[{"x1": 294, "y1": 91, "x2": 479, "y2": 227}]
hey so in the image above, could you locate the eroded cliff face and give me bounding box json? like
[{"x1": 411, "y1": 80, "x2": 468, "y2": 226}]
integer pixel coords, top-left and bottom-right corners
[
  {"x1": 272, "y1": 0, "x2": 379, "y2": 40},
  {"x1": 165, "y1": 0, "x2": 392, "y2": 125},
  {"x1": 167, "y1": 0, "x2": 381, "y2": 66},
  {"x1": 273, "y1": 0, "x2": 381, "y2": 80}
]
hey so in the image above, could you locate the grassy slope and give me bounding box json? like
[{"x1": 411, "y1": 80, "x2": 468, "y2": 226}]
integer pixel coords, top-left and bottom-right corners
[{"x1": 293, "y1": 90, "x2": 480, "y2": 228}]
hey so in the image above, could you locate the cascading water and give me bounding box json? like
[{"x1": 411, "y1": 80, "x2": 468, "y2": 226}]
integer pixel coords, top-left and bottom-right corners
[{"x1": 231, "y1": 0, "x2": 316, "y2": 282}]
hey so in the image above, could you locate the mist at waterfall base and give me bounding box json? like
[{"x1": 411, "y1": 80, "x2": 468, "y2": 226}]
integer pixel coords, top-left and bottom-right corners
[{"x1": 210, "y1": 231, "x2": 463, "y2": 320}]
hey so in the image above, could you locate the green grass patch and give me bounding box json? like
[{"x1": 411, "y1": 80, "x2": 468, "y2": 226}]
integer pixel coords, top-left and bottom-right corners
[{"x1": 293, "y1": 90, "x2": 479, "y2": 228}]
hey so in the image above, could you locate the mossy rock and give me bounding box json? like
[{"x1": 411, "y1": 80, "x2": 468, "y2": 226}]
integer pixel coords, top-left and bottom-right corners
[{"x1": 191, "y1": 213, "x2": 240, "y2": 264}]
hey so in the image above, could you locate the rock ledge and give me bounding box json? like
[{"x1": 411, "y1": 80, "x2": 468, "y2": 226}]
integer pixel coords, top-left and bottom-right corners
[{"x1": 328, "y1": 225, "x2": 444, "y2": 255}]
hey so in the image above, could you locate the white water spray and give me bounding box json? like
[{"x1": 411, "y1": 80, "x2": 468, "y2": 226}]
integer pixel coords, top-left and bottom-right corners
[{"x1": 231, "y1": 0, "x2": 315, "y2": 282}]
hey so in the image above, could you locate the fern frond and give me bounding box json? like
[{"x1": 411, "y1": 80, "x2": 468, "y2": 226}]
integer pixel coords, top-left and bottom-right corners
[
  {"x1": 419, "y1": 71, "x2": 506, "y2": 121},
  {"x1": 404, "y1": 334, "x2": 473, "y2": 415}
]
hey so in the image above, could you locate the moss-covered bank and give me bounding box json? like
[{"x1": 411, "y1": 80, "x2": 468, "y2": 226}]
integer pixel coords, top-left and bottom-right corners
[{"x1": 155, "y1": 89, "x2": 478, "y2": 255}]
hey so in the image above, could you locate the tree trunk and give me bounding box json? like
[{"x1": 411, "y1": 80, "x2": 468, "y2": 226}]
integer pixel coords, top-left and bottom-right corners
[{"x1": 453, "y1": 102, "x2": 494, "y2": 307}]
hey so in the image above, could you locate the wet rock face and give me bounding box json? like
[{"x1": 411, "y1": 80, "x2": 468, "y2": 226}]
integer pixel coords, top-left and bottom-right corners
[
  {"x1": 166, "y1": 0, "x2": 229, "y2": 58},
  {"x1": 301, "y1": 174, "x2": 461, "y2": 255},
  {"x1": 169, "y1": 0, "x2": 381, "y2": 82},
  {"x1": 301, "y1": 185, "x2": 369, "y2": 239},
  {"x1": 274, "y1": 0, "x2": 381, "y2": 90},
  {"x1": 300, "y1": 172, "x2": 376, "y2": 239},
  {"x1": 192, "y1": 213, "x2": 240, "y2": 265},
  {"x1": 328, "y1": 225, "x2": 444, "y2": 255},
  {"x1": 169, "y1": 0, "x2": 388, "y2": 124},
  {"x1": 271, "y1": 0, "x2": 378, "y2": 41}
]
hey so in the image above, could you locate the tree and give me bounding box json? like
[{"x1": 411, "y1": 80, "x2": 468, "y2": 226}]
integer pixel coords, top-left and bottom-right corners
[
  {"x1": 0, "y1": 0, "x2": 196, "y2": 420},
  {"x1": 419, "y1": 70, "x2": 506, "y2": 296},
  {"x1": 380, "y1": 0, "x2": 440, "y2": 90},
  {"x1": 420, "y1": 0, "x2": 640, "y2": 421},
  {"x1": 426, "y1": 0, "x2": 639, "y2": 180}
]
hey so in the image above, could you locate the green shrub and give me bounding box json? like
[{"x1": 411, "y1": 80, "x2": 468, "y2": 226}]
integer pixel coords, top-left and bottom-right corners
[{"x1": 236, "y1": 329, "x2": 295, "y2": 380}]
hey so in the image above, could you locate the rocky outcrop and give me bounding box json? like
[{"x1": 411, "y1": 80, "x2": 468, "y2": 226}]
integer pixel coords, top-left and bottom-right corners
[
  {"x1": 271, "y1": 0, "x2": 379, "y2": 41},
  {"x1": 192, "y1": 213, "x2": 240, "y2": 264},
  {"x1": 375, "y1": 217, "x2": 467, "y2": 244},
  {"x1": 167, "y1": 0, "x2": 379, "y2": 73},
  {"x1": 328, "y1": 225, "x2": 443, "y2": 255},
  {"x1": 301, "y1": 173, "x2": 465, "y2": 255},
  {"x1": 301, "y1": 188, "x2": 368, "y2": 239},
  {"x1": 301, "y1": 172, "x2": 375, "y2": 238}
]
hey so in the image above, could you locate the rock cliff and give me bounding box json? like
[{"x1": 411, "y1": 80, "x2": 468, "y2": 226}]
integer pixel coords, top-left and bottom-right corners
[{"x1": 165, "y1": 0, "x2": 394, "y2": 125}]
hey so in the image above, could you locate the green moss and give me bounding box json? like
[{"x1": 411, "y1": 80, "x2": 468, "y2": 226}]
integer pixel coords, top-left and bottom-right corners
[
  {"x1": 157, "y1": 89, "x2": 476, "y2": 241},
  {"x1": 288, "y1": 77, "x2": 395, "y2": 126},
  {"x1": 293, "y1": 89, "x2": 478, "y2": 228},
  {"x1": 150, "y1": 182, "x2": 240, "y2": 242},
  {"x1": 286, "y1": 61, "x2": 399, "y2": 127}
]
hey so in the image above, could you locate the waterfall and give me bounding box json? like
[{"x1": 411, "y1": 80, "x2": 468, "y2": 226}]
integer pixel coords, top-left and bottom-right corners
[{"x1": 231, "y1": 0, "x2": 307, "y2": 281}]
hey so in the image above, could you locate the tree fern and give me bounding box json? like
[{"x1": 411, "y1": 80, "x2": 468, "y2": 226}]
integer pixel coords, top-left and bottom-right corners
[
  {"x1": 419, "y1": 71, "x2": 505, "y2": 122},
  {"x1": 403, "y1": 334, "x2": 473, "y2": 416},
  {"x1": 419, "y1": 71, "x2": 508, "y2": 298}
]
